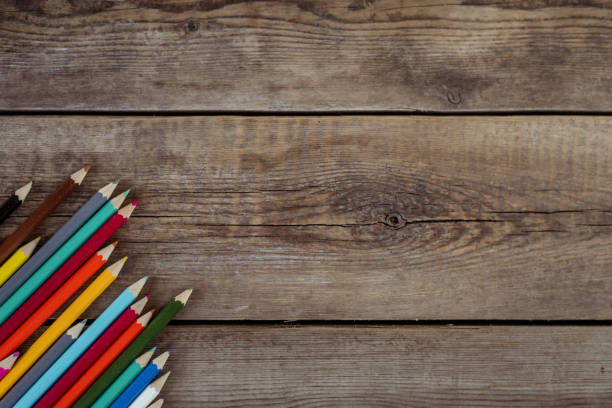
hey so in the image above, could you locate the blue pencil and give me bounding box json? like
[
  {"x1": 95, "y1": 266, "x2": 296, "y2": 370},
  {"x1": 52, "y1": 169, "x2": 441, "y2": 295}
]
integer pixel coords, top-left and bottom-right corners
[
  {"x1": 0, "y1": 320, "x2": 87, "y2": 408},
  {"x1": 0, "y1": 180, "x2": 118, "y2": 306},
  {"x1": 14, "y1": 277, "x2": 148, "y2": 408},
  {"x1": 110, "y1": 350, "x2": 171, "y2": 408}
]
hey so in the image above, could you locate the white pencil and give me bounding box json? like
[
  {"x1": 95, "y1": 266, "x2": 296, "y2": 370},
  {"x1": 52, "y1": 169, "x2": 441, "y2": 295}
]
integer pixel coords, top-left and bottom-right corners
[{"x1": 127, "y1": 372, "x2": 170, "y2": 408}]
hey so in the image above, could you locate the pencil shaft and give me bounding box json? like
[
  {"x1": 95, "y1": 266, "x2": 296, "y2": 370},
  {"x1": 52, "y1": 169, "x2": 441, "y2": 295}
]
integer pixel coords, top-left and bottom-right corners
[
  {"x1": 34, "y1": 306, "x2": 140, "y2": 408},
  {"x1": 0, "y1": 169, "x2": 85, "y2": 264},
  {"x1": 54, "y1": 316, "x2": 150, "y2": 408},
  {"x1": 0, "y1": 325, "x2": 81, "y2": 408},
  {"x1": 0, "y1": 195, "x2": 122, "y2": 324},
  {"x1": 0, "y1": 242, "x2": 33, "y2": 288},
  {"x1": 0, "y1": 180, "x2": 110, "y2": 308},
  {"x1": 0, "y1": 247, "x2": 110, "y2": 353},
  {"x1": 15, "y1": 283, "x2": 142, "y2": 408},
  {"x1": 110, "y1": 363, "x2": 161, "y2": 408},
  {"x1": 0, "y1": 268, "x2": 117, "y2": 399},
  {"x1": 74, "y1": 298, "x2": 186, "y2": 408},
  {"x1": 91, "y1": 360, "x2": 148, "y2": 408},
  {"x1": 0, "y1": 195, "x2": 20, "y2": 225}
]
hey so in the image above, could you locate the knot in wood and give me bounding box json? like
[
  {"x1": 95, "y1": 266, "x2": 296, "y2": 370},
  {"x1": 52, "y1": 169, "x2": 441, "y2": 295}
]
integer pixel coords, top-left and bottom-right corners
[
  {"x1": 447, "y1": 90, "x2": 462, "y2": 105},
  {"x1": 186, "y1": 19, "x2": 200, "y2": 33},
  {"x1": 384, "y1": 213, "x2": 406, "y2": 228}
]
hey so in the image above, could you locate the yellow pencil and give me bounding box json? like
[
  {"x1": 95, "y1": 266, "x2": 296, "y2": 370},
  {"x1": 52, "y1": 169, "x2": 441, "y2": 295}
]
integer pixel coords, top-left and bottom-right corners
[
  {"x1": 0, "y1": 257, "x2": 126, "y2": 398},
  {"x1": 0, "y1": 237, "x2": 40, "y2": 287}
]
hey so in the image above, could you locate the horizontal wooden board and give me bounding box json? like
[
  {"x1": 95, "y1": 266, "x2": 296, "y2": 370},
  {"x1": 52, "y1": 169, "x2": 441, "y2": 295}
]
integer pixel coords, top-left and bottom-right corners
[
  {"x1": 26, "y1": 324, "x2": 611, "y2": 407},
  {"x1": 0, "y1": 115, "x2": 611, "y2": 319},
  {"x1": 1, "y1": 1, "x2": 610, "y2": 111}
]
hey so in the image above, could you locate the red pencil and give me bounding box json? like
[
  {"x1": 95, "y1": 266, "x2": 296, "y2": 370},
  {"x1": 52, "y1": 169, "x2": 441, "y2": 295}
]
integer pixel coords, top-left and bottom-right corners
[
  {"x1": 33, "y1": 296, "x2": 149, "y2": 408},
  {"x1": 0, "y1": 202, "x2": 137, "y2": 341}
]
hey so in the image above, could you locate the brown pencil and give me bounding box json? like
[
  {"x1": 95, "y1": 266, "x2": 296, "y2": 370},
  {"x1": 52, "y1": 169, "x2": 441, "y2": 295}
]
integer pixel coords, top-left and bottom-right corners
[{"x1": 0, "y1": 165, "x2": 90, "y2": 265}]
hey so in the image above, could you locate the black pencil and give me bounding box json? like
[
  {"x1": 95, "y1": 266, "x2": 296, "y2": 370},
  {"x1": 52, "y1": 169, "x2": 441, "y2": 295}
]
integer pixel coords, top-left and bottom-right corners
[{"x1": 0, "y1": 181, "x2": 32, "y2": 225}]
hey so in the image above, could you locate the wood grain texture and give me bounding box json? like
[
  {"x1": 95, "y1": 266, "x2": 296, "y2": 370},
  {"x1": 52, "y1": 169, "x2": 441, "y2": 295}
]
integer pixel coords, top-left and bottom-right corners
[
  {"x1": 1, "y1": 0, "x2": 611, "y2": 111},
  {"x1": 0, "y1": 115, "x2": 610, "y2": 319},
  {"x1": 123, "y1": 325, "x2": 612, "y2": 407}
]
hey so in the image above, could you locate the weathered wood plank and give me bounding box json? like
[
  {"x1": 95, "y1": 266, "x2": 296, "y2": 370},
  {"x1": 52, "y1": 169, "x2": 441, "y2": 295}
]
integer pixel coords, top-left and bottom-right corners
[
  {"x1": 92, "y1": 325, "x2": 612, "y2": 406},
  {"x1": 1, "y1": 1, "x2": 610, "y2": 111},
  {"x1": 0, "y1": 115, "x2": 610, "y2": 319}
]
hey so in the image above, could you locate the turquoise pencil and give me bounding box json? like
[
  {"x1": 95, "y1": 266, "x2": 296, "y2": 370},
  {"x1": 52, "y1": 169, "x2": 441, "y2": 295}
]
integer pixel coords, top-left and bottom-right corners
[
  {"x1": 0, "y1": 180, "x2": 118, "y2": 306},
  {"x1": 0, "y1": 191, "x2": 128, "y2": 324},
  {"x1": 14, "y1": 277, "x2": 148, "y2": 408}
]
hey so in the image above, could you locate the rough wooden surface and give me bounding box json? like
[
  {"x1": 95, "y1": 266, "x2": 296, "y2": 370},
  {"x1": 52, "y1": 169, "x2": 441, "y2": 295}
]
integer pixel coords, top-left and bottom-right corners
[
  {"x1": 141, "y1": 325, "x2": 612, "y2": 406},
  {"x1": 1, "y1": 1, "x2": 611, "y2": 111},
  {"x1": 0, "y1": 115, "x2": 610, "y2": 320}
]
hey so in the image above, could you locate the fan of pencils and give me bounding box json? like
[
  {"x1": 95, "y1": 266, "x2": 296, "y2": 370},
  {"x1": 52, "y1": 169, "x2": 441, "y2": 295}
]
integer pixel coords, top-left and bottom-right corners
[{"x1": 0, "y1": 166, "x2": 192, "y2": 408}]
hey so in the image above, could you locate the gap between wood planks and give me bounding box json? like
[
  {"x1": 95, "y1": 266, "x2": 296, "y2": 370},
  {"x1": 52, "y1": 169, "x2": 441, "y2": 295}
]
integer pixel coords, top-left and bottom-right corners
[{"x1": 0, "y1": 111, "x2": 611, "y2": 116}]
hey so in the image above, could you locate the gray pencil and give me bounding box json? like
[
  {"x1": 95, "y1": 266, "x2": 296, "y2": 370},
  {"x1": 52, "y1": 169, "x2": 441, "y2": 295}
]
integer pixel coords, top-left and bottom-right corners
[
  {"x1": 0, "y1": 320, "x2": 87, "y2": 408},
  {"x1": 0, "y1": 180, "x2": 118, "y2": 306}
]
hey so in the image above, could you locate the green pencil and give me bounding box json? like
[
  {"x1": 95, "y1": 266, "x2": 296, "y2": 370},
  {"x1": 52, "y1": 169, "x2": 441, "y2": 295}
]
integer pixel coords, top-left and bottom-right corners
[
  {"x1": 0, "y1": 191, "x2": 128, "y2": 324},
  {"x1": 90, "y1": 348, "x2": 156, "y2": 408},
  {"x1": 74, "y1": 289, "x2": 192, "y2": 408}
]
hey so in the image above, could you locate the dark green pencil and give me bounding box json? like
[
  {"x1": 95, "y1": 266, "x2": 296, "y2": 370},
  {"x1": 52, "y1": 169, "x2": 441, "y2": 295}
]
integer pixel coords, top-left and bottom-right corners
[{"x1": 73, "y1": 288, "x2": 192, "y2": 408}]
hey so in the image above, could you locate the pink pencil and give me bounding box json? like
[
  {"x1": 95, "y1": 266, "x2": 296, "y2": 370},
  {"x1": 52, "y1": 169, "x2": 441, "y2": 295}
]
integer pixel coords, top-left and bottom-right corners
[
  {"x1": 33, "y1": 297, "x2": 148, "y2": 408},
  {"x1": 0, "y1": 351, "x2": 19, "y2": 380}
]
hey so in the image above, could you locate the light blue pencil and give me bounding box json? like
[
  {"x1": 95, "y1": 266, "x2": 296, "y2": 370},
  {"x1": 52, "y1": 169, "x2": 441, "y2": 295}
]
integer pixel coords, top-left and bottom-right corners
[
  {"x1": 14, "y1": 277, "x2": 148, "y2": 408},
  {"x1": 0, "y1": 180, "x2": 118, "y2": 307}
]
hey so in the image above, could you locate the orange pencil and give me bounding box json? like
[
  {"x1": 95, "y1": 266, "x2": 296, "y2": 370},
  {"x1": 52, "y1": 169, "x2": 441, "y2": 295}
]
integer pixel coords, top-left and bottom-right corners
[
  {"x1": 0, "y1": 243, "x2": 116, "y2": 358},
  {"x1": 53, "y1": 310, "x2": 154, "y2": 408}
]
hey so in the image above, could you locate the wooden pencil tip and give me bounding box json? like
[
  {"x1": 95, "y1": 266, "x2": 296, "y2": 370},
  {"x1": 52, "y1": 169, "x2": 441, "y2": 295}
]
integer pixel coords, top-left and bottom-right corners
[
  {"x1": 131, "y1": 296, "x2": 150, "y2": 315},
  {"x1": 71, "y1": 166, "x2": 90, "y2": 184},
  {"x1": 136, "y1": 347, "x2": 157, "y2": 367},
  {"x1": 122, "y1": 189, "x2": 131, "y2": 197},
  {"x1": 118, "y1": 201, "x2": 137, "y2": 218},
  {"x1": 138, "y1": 309, "x2": 154, "y2": 326},
  {"x1": 152, "y1": 351, "x2": 171, "y2": 370},
  {"x1": 15, "y1": 180, "x2": 33, "y2": 201},
  {"x1": 21, "y1": 236, "x2": 42, "y2": 257},
  {"x1": 107, "y1": 257, "x2": 127, "y2": 278},
  {"x1": 68, "y1": 320, "x2": 88, "y2": 338},
  {"x1": 147, "y1": 399, "x2": 164, "y2": 408},
  {"x1": 174, "y1": 288, "x2": 193, "y2": 305},
  {"x1": 151, "y1": 371, "x2": 171, "y2": 392},
  {"x1": 0, "y1": 352, "x2": 20, "y2": 369},
  {"x1": 127, "y1": 276, "x2": 148, "y2": 297},
  {"x1": 84, "y1": 164, "x2": 92, "y2": 172},
  {"x1": 97, "y1": 242, "x2": 117, "y2": 261},
  {"x1": 109, "y1": 192, "x2": 127, "y2": 210},
  {"x1": 99, "y1": 180, "x2": 120, "y2": 199},
  {"x1": 112, "y1": 241, "x2": 119, "y2": 247}
]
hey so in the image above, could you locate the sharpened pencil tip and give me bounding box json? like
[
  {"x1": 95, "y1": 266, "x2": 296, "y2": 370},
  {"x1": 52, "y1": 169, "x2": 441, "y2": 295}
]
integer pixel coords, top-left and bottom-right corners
[
  {"x1": 12, "y1": 352, "x2": 19, "y2": 357},
  {"x1": 118, "y1": 202, "x2": 137, "y2": 218},
  {"x1": 132, "y1": 200, "x2": 139, "y2": 206},
  {"x1": 109, "y1": 192, "x2": 127, "y2": 210},
  {"x1": 97, "y1": 242, "x2": 117, "y2": 261},
  {"x1": 71, "y1": 166, "x2": 90, "y2": 184},
  {"x1": 152, "y1": 350, "x2": 171, "y2": 370},
  {"x1": 174, "y1": 288, "x2": 193, "y2": 305},
  {"x1": 15, "y1": 180, "x2": 33, "y2": 202},
  {"x1": 107, "y1": 257, "x2": 128, "y2": 278},
  {"x1": 99, "y1": 180, "x2": 120, "y2": 199},
  {"x1": 68, "y1": 319, "x2": 88, "y2": 338},
  {"x1": 112, "y1": 241, "x2": 118, "y2": 247},
  {"x1": 131, "y1": 296, "x2": 150, "y2": 315},
  {"x1": 21, "y1": 236, "x2": 41, "y2": 257},
  {"x1": 123, "y1": 189, "x2": 131, "y2": 197},
  {"x1": 113, "y1": 178, "x2": 120, "y2": 185},
  {"x1": 127, "y1": 276, "x2": 148, "y2": 297}
]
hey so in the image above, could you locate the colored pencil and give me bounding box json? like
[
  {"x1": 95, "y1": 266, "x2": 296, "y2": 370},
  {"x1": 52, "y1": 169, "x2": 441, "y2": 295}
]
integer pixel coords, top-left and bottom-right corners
[
  {"x1": 0, "y1": 237, "x2": 40, "y2": 287},
  {"x1": 35, "y1": 298, "x2": 150, "y2": 408},
  {"x1": 127, "y1": 372, "x2": 170, "y2": 408},
  {"x1": 75, "y1": 289, "x2": 192, "y2": 408},
  {"x1": 0, "y1": 193, "x2": 130, "y2": 325},
  {"x1": 0, "y1": 352, "x2": 18, "y2": 380},
  {"x1": 110, "y1": 351, "x2": 171, "y2": 408},
  {"x1": 91, "y1": 349, "x2": 156, "y2": 408},
  {"x1": 0, "y1": 321, "x2": 86, "y2": 408},
  {"x1": 146, "y1": 399, "x2": 163, "y2": 408},
  {"x1": 53, "y1": 311, "x2": 154, "y2": 408},
  {"x1": 0, "y1": 166, "x2": 89, "y2": 265},
  {"x1": 0, "y1": 243, "x2": 116, "y2": 352},
  {"x1": 0, "y1": 180, "x2": 121, "y2": 310},
  {"x1": 0, "y1": 181, "x2": 32, "y2": 225},
  {"x1": 0, "y1": 258, "x2": 125, "y2": 399},
  {"x1": 0, "y1": 200, "x2": 135, "y2": 333},
  {"x1": 15, "y1": 277, "x2": 148, "y2": 408}
]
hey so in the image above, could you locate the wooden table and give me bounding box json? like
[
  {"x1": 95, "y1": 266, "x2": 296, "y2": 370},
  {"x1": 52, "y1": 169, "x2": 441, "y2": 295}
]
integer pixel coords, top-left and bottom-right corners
[{"x1": 1, "y1": 1, "x2": 611, "y2": 406}]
